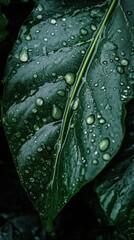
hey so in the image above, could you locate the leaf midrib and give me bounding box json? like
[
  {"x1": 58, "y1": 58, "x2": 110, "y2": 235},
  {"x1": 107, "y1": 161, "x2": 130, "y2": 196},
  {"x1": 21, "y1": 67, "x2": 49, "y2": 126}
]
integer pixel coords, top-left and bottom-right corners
[{"x1": 50, "y1": 0, "x2": 118, "y2": 187}]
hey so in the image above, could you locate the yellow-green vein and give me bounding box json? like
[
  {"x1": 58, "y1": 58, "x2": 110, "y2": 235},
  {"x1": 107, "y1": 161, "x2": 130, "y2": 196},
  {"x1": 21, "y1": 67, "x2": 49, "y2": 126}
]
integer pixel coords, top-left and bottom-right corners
[{"x1": 50, "y1": 0, "x2": 118, "y2": 187}]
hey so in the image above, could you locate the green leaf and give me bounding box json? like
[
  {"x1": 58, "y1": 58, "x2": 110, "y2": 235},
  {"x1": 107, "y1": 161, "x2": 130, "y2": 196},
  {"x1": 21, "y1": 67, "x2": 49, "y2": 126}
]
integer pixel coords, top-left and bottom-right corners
[
  {"x1": 94, "y1": 103, "x2": 134, "y2": 240},
  {"x1": 2, "y1": 0, "x2": 134, "y2": 230}
]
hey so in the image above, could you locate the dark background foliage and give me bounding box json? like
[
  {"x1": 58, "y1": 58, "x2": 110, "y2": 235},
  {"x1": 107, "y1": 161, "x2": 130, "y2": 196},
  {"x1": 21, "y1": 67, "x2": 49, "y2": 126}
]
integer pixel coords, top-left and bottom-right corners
[{"x1": 0, "y1": 1, "x2": 133, "y2": 239}]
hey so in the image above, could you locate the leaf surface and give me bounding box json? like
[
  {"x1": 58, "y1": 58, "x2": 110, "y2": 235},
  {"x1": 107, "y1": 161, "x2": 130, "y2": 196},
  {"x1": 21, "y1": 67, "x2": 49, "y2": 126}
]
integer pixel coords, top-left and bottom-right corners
[
  {"x1": 2, "y1": 0, "x2": 134, "y2": 230},
  {"x1": 95, "y1": 103, "x2": 134, "y2": 240}
]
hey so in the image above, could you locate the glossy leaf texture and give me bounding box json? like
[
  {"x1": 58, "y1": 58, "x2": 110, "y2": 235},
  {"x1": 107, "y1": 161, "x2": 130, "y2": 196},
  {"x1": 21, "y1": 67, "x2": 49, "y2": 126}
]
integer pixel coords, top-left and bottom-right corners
[
  {"x1": 2, "y1": 0, "x2": 134, "y2": 230},
  {"x1": 95, "y1": 103, "x2": 134, "y2": 240}
]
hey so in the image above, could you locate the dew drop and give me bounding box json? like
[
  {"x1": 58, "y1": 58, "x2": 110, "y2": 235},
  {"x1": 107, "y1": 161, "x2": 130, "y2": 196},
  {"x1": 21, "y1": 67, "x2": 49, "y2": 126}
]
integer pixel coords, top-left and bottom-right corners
[
  {"x1": 19, "y1": 47, "x2": 29, "y2": 62},
  {"x1": 37, "y1": 146, "x2": 43, "y2": 152},
  {"x1": 72, "y1": 97, "x2": 79, "y2": 110},
  {"x1": 99, "y1": 138, "x2": 110, "y2": 151},
  {"x1": 36, "y1": 97, "x2": 44, "y2": 106},
  {"x1": 25, "y1": 34, "x2": 32, "y2": 41},
  {"x1": 37, "y1": 14, "x2": 42, "y2": 20},
  {"x1": 51, "y1": 18, "x2": 56, "y2": 24},
  {"x1": 80, "y1": 28, "x2": 88, "y2": 36},
  {"x1": 121, "y1": 58, "x2": 129, "y2": 66},
  {"x1": 114, "y1": 56, "x2": 120, "y2": 61},
  {"x1": 32, "y1": 108, "x2": 37, "y2": 113},
  {"x1": 64, "y1": 72, "x2": 75, "y2": 85},
  {"x1": 52, "y1": 105, "x2": 62, "y2": 120},
  {"x1": 92, "y1": 159, "x2": 98, "y2": 165},
  {"x1": 34, "y1": 124, "x2": 40, "y2": 131},
  {"x1": 70, "y1": 35, "x2": 75, "y2": 40},
  {"x1": 33, "y1": 73, "x2": 38, "y2": 78},
  {"x1": 86, "y1": 114, "x2": 95, "y2": 125},
  {"x1": 127, "y1": 11, "x2": 132, "y2": 16},
  {"x1": 30, "y1": 177, "x2": 35, "y2": 183},
  {"x1": 99, "y1": 118, "x2": 106, "y2": 124},
  {"x1": 90, "y1": 24, "x2": 97, "y2": 31},
  {"x1": 62, "y1": 41, "x2": 67, "y2": 46},
  {"x1": 103, "y1": 152, "x2": 111, "y2": 161},
  {"x1": 116, "y1": 65, "x2": 124, "y2": 74}
]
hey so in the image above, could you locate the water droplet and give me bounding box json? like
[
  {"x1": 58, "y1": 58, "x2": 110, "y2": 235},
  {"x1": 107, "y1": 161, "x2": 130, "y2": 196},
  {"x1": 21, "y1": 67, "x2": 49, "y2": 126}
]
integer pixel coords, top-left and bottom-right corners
[
  {"x1": 99, "y1": 138, "x2": 110, "y2": 151},
  {"x1": 92, "y1": 159, "x2": 98, "y2": 165},
  {"x1": 117, "y1": 28, "x2": 122, "y2": 33},
  {"x1": 121, "y1": 58, "x2": 129, "y2": 66},
  {"x1": 32, "y1": 108, "x2": 37, "y2": 113},
  {"x1": 102, "y1": 61, "x2": 107, "y2": 65},
  {"x1": 37, "y1": 14, "x2": 43, "y2": 20},
  {"x1": 64, "y1": 72, "x2": 75, "y2": 85},
  {"x1": 37, "y1": 146, "x2": 43, "y2": 152},
  {"x1": 36, "y1": 97, "x2": 44, "y2": 106},
  {"x1": 30, "y1": 177, "x2": 35, "y2": 183},
  {"x1": 87, "y1": 148, "x2": 90, "y2": 154},
  {"x1": 19, "y1": 47, "x2": 29, "y2": 62},
  {"x1": 127, "y1": 11, "x2": 132, "y2": 16},
  {"x1": 44, "y1": 37, "x2": 48, "y2": 42},
  {"x1": 62, "y1": 18, "x2": 66, "y2": 21},
  {"x1": 114, "y1": 56, "x2": 120, "y2": 61},
  {"x1": 99, "y1": 118, "x2": 106, "y2": 124},
  {"x1": 116, "y1": 65, "x2": 124, "y2": 74},
  {"x1": 72, "y1": 97, "x2": 79, "y2": 110},
  {"x1": 103, "y1": 152, "x2": 111, "y2": 161},
  {"x1": 51, "y1": 18, "x2": 56, "y2": 24},
  {"x1": 90, "y1": 24, "x2": 97, "y2": 31},
  {"x1": 57, "y1": 90, "x2": 65, "y2": 97},
  {"x1": 86, "y1": 114, "x2": 95, "y2": 125},
  {"x1": 34, "y1": 124, "x2": 40, "y2": 131},
  {"x1": 70, "y1": 35, "x2": 75, "y2": 40},
  {"x1": 80, "y1": 28, "x2": 88, "y2": 35},
  {"x1": 62, "y1": 41, "x2": 67, "y2": 46},
  {"x1": 52, "y1": 105, "x2": 62, "y2": 120},
  {"x1": 25, "y1": 34, "x2": 32, "y2": 41}
]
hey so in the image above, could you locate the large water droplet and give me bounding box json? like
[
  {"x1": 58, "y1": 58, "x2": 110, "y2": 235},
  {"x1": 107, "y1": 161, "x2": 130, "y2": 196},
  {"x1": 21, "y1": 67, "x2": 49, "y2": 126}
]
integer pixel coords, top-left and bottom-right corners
[
  {"x1": 121, "y1": 58, "x2": 129, "y2": 66},
  {"x1": 52, "y1": 105, "x2": 62, "y2": 120},
  {"x1": 99, "y1": 138, "x2": 110, "y2": 151},
  {"x1": 64, "y1": 72, "x2": 75, "y2": 85},
  {"x1": 19, "y1": 47, "x2": 29, "y2": 62},
  {"x1": 36, "y1": 97, "x2": 44, "y2": 106},
  {"x1": 86, "y1": 114, "x2": 95, "y2": 125},
  {"x1": 103, "y1": 153, "x2": 111, "y2": 161},
  {"x1": 25, "y1": 34, "x2": 32, "y2": 41},
  {"x1": 51, "y1": 18, "x2": 57, "y2": 24}
]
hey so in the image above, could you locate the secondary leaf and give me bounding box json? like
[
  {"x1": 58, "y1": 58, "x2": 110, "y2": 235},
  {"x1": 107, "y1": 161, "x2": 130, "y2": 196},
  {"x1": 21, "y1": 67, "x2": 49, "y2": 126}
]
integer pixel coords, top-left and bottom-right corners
[
  {"x1": 95, "y1": 103, "x2": 134, "y2": 240},
  {"x1": 2, "y1": 0, "x2": 134, "y2": 230}
]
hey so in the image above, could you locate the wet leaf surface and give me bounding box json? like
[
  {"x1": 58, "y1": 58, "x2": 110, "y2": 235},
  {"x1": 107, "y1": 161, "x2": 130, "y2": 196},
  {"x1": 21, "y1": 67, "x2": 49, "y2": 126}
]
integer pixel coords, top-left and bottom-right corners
[
  {"x1": 2, "y1": 0, "x2": 134, "y2": 230},
  {"x1": 95, "y1": 101, "x2": 134, "y2": 240}
]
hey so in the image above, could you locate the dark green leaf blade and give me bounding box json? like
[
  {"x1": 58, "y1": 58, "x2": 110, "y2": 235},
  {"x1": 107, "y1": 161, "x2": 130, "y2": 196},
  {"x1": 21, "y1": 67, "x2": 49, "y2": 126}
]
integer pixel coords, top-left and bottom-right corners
[
  {"x1": 94, "y1": 103, "x2": 134, "y2": 240},
  {"x1": 2, "y1": 0, "x2": 134, "y2": 230}
]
